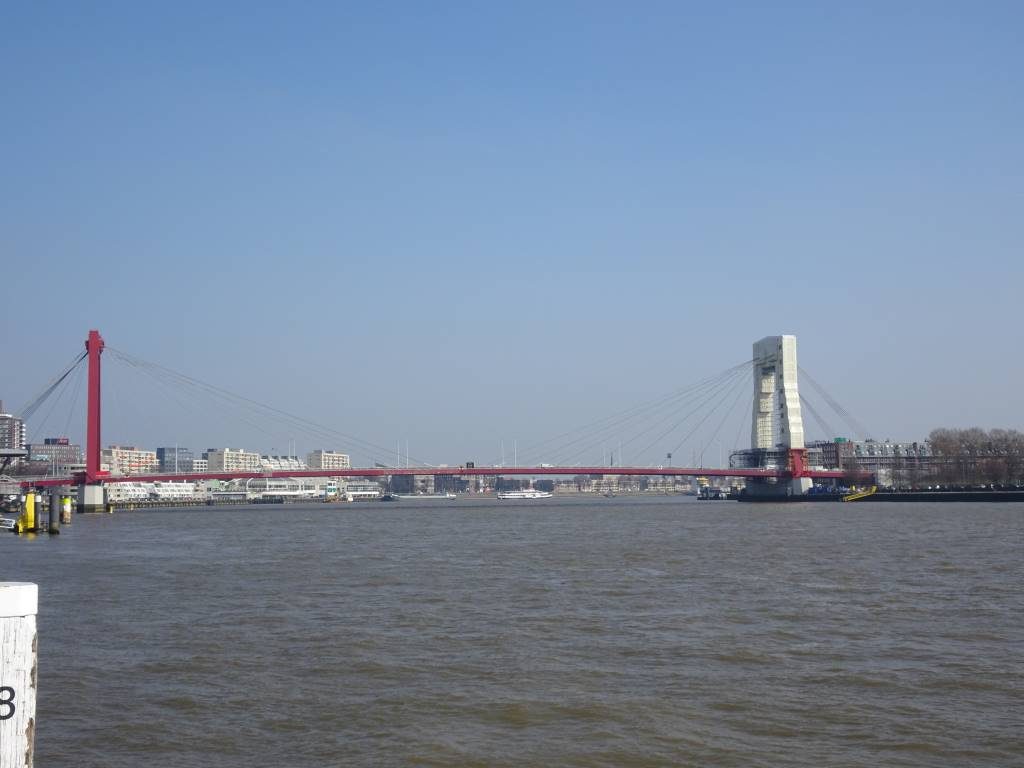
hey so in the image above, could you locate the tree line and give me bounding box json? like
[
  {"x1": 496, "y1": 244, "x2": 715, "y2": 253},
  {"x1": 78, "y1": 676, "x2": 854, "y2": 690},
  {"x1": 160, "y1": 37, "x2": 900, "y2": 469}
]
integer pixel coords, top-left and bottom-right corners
[{"x1": 925, "y1": 428, "x2": 1024, "y2": 486}]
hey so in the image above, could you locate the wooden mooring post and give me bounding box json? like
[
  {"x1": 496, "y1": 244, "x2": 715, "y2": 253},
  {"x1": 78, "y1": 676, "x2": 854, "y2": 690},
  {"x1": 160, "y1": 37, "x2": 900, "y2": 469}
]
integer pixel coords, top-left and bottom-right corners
[{"x1": 0, "y1": 583, "x2": 37, "y2": 767}]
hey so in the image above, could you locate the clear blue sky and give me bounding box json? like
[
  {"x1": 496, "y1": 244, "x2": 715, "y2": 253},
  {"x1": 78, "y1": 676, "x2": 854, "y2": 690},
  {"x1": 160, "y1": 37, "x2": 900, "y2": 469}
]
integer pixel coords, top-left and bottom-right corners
[{"x1": 2, "y1": 1, "x2": 1022, "y2": 466}]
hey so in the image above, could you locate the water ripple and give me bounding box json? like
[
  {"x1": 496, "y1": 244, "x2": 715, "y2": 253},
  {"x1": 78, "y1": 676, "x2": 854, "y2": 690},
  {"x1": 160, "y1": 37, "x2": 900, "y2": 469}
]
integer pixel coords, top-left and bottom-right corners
[{"x1": 2, "y1": 497, "x2": 1021, "y2": 766}]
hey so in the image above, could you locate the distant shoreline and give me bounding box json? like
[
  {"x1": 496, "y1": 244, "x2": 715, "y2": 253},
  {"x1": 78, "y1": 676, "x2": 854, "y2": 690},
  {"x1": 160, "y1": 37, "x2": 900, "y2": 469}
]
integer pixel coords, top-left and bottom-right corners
[{"x1": 743, "y1": 490, "x2": 1024, "y2": 503}]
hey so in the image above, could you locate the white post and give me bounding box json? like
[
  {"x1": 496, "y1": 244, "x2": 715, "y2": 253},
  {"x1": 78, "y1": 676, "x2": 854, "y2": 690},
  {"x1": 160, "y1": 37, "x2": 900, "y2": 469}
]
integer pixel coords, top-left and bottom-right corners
[{"x1": 0, "y1": 583, "x2": 38, "y2": 768}]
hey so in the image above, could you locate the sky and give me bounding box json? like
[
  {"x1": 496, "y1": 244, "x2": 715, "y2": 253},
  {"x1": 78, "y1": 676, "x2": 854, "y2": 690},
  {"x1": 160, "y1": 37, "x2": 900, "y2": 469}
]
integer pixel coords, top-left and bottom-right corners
[{"x1": 2, "y1": 1, "x2": 1022, "y2": 467}]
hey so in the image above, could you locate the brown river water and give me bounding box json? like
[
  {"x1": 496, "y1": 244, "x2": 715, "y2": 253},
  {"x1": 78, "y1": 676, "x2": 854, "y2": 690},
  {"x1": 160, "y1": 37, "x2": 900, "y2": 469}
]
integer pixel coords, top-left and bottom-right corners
[{"x1": 2, "y1": 496, "x2": 1022, "y2": 767}]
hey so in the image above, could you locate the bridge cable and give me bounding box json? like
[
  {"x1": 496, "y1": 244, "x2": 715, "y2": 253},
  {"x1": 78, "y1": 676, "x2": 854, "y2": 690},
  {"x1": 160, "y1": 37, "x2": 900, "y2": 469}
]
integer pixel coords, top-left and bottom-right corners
[
  {"x1": 524, "y1": 361, "x2": 753, "y2": 466},
  {"x1": 604, "y1": 365, "x2": 750, "y2": 464},
  {"x1": 109, "y1": 350, "x2": 398, "y2": 466},
  {"x1": 543, "y1": 363, "x2": 750, "y2": 467},
  {"x1": 60, "y1": 363, "x2": 86, "y2": 442},
  {"x1": 697, "y1": 370, "x2": 752, "y2": 467},
  {"x1": 594, "y1": 364, "x2": 750, "y2": 465},
  {"x1": 107, "y1": 348, "x2": 428, "y2": 467},
  {"x1": 666, "y1": 366, "x2": 752, "y2": 461},
  {"x1": 799, "y1": 394, "x2": 836, "y2": 442},
  {"x1": 624, "y1": 365, "x2": 749, "y2": 463},
  {"x1": 498, "y1": 359, "x2": 754, "y2": 466},
  {"x1": 731, "y1": 392, "x2": 751, "y2": 453},
  {"x1": 109, "y1": 353, "x2": 286, "y2": 444},
  {"x1": 109, "y1": 350, "x2": 314, "y2": 448},
  {"x1": 17, "y1": 351, "x2": 87, "y2": 422},
  {"x1": 797, "y1": 366, "x2": 871, "y2": 440},
  {"x1": 25, "y1": 357, "x2": 82, "y2": 448}
]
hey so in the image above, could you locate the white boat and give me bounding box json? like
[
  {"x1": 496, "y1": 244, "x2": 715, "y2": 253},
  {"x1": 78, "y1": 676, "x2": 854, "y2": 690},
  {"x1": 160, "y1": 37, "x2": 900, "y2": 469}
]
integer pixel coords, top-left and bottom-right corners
[
  {"x1": 0, "y1": 517, "x2": 16, "y2": 530},
  {"x1": 496, "y1": 489, "x2": 553, "y2": 500}
]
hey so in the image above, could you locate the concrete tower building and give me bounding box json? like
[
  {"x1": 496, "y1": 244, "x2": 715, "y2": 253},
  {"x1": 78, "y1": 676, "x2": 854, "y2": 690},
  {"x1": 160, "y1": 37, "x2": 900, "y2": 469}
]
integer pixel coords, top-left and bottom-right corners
[{"x1": 751, "y1": 335, "x2": 811, "y2": 494}]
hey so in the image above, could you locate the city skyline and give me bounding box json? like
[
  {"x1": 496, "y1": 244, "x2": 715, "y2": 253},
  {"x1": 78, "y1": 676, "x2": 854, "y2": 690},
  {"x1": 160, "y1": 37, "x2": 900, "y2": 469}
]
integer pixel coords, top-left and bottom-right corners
[
  {"x1": 0, "y1": 335, "x2": 978, "y2": 474},
  {"x1": 3, "y1": 2, "x2": 1022, "y2": 462}
]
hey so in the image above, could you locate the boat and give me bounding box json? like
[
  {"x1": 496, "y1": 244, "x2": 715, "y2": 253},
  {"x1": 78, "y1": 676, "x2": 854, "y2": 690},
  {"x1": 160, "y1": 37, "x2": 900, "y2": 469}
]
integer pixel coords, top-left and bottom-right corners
[
  {"x1": 496, "y1": 489, "x2": 553, "y2": 500},
  {"x1": 698, "y1": 486, "x2": 729, "y2": 500},
  {"x1": 0, "y1": 517, "x2": 16, "y2": 531}
]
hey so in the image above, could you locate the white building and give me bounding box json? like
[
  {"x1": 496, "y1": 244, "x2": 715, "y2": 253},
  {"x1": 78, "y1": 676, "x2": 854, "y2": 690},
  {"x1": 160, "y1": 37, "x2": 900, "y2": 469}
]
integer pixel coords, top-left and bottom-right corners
[
  {"x1": 260, "y1": 455, "x2": 308, "y2": 471},
  {"x1": 307, "y1": 450, "x2": 352, "y2": 470},
  {"x1": 151, "y1": 481, "x2": 199, "y2": 500},
  {"x1": 206, "y1": 448, "x2": 262, "y2": 472},
  {"x1": 0, "y1": 403, "x2": 26, "y2": 452},
  {"x1": 191, "y1": 458, "x2": 208, "y2": 473},
  {"x1": 105, "y1": 483, "x2": 151, "y2": 502},
  {"x1": 102, "y1": 446, "x2": 158, "y2": 476},
  {"x1": 0, "y1": 401, "x2": 27, "y2": 467}
]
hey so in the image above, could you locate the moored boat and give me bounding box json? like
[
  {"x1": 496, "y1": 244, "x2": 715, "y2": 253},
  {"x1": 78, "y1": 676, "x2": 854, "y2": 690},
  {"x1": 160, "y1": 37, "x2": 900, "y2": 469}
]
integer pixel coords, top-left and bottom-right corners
[{"x1": 496, "y1": 489, "x2": 553, "y2": 500}]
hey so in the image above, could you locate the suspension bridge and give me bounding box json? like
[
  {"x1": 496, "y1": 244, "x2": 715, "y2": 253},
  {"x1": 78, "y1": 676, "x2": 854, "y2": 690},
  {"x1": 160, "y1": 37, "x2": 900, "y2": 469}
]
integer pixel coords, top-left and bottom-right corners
[{"x1": 8, "y1": 330, "x2": 869, "y2": 510}]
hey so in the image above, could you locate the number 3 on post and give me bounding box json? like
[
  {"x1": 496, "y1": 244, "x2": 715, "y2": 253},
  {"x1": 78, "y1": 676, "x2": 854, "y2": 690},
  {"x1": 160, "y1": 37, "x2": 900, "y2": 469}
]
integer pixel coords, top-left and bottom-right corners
[{"x1": 0, "y1": 685, "x2": 15, "y2": 720}]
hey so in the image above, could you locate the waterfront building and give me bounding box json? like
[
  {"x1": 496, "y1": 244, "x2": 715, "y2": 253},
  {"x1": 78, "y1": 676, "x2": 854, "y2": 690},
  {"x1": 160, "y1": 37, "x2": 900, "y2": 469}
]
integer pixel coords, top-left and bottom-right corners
[
  {"x1": 151, "y1": 481, "x2": 199, "y2": 500},
  {"x1": 389, "y1": 474, "x2": 435, "y2": 495},
  {"x1": 260, "y1": 455, "x2": 308, "y2": 471},
  {"x1": 102, "y1": 445, "x2": 159, "y2": 476},
  {"x1": 104, "y1": 481, "x2": 200, "y2": 502},
  {"x1": 433, "y1": 474, "x2": 469, "y2": 494},
  {"x1": 804, "y1": 438, "x2": 932, "y2": 476},
  {"x1": 157, "y1": 447, "x2": 194, "y2": 473},
  {"x1": 555, "y1": 478, "x2": 583, "y2": 493},
  {"x1": 0, "y1": 401, "x2": 26, "y2": 463},
  {"x1": 733, "y1": 437, "x2": 933, "y2": 484},
  {"x1": 191, "y1": 458, "x2": 208, "y2": 473},
  {"x1": 592, "y1": 474, "x2": 621, "y2": 495},
  {"x1": 306, "y1": 450, "x2": 352, "y2": 471},
  {"x1": 206, "y1": 448, "x2": 262, "y2": 472},
  {"x1": 813, "y1": 438, "x2": 856, "y2": 470},
  {"x1": 736, "y1": 437, "x2": 935, "y2": 486},
  {"x1": 105, "y1": 483, "x2": 151, "y2": 502},
  {"x1": 847, "y1": 439, "x2": 933, "y2": 485},
  {"x1": 27, "y1": 437, "x2": 83, "y2": 474}
]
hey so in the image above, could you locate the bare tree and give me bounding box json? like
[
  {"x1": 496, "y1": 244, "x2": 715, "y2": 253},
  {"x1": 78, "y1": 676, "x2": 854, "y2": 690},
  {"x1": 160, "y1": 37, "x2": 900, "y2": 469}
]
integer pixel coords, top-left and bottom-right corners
[{"x1": 928, "y1": 427, "x2": 1024, "y2": 486}]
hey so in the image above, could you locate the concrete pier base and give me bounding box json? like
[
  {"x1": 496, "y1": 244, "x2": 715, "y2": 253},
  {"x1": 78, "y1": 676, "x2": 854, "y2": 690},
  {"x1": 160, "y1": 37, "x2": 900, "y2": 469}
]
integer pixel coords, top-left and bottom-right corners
[
  {"x1": 741, "y1": 480, "x2": 800, "y2": 501},
  {"x1": 77, "y1": 484, "x2": 105, "y2": 514},
  {"x1": 790, "y1": 477, "x2": 812, "y2": 495}
]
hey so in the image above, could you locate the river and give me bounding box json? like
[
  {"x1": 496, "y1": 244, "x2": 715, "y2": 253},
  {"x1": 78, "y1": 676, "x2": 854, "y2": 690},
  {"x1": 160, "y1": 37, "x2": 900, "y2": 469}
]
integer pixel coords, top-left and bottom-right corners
[{"x1": 2, "y1": 496, "x2": 1021, "y2": 766}]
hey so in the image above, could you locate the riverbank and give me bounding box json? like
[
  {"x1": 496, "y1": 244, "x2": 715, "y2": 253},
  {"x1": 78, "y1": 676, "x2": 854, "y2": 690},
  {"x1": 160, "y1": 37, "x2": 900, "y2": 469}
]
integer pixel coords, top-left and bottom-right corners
[
  {"x1": 845, "y1": 490, "x2": 1024, "y2": 502},
  {"x1": 741, "y1": 490, "x2": 1024, "y2": 503}
]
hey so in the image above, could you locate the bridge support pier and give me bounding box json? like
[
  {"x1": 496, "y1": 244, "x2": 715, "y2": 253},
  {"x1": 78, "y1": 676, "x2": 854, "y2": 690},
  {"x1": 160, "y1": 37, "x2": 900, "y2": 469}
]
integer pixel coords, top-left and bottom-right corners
[
  {"x1": 790, "y1": 477, "x2": 812, "y2": 495},
  {"x1": 788, "y1": 448, "x2": 812, "y2": 496},
  {"x1": 77, "y1": 485, "x2": 105, "y2": 514}
]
